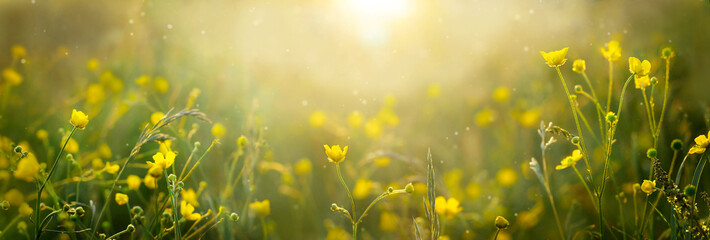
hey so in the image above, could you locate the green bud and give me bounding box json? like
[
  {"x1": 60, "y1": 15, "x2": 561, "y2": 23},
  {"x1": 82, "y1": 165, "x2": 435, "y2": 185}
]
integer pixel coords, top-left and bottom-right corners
[
  {"x1": 684, "y1": 185, "x2": 696, "y2": 197},
  {"x1": 177, "y1": 181, "x2": 184, "y2": 189},
  {"x1": 75, "y1": 207, "x2": 85, "y2": 217},
  {"x1": 662, "y1": 47, "x2": 674, "y2": 58},
  {"x1": 131, "y1": 206, "x2": 144, "y2": 215},
  {"x1": 167, "y1": 174, "x2": 177, "y2": 182},
  {"x1": 14, "y1": 146, "x2": 22, "y2": 153},
  {"x1": 650, "y1": 77, "x2": 658, "y2": 85},
  {"x1": 405, "y1": 183, "x2": 414, "y2": 194},
  {"x1": 126, "y1": 224, "x2": 135, "y2": 232},
  {"x1": 495, "y1": 216, "x2": 509, "y2": 229},
  {"x1": 387, "y1": 187, "x2": 394, "y2": 193},
  {"x1": 571, "y1": 136, "x2": 580, "y2": 145},
  {"x1": 574, "y1": 85, "x2": 582, "y2": 93},
  {"x1": 671, "y1": 139, "x2": 683, "y2": 151},
  {"x1": 646, "y1": 148, "x2": 657, "y2": 159},
  {"x1": 230, "y1": 212, "x2": 240, "y2": 222},
  {"x1": 0, "y1": 200, "x2": 9, "y2": 210}
]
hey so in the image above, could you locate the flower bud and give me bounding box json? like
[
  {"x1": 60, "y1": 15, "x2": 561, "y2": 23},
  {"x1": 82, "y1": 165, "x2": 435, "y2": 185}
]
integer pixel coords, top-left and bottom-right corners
[
  {"x1": 405, "y1": 183, "x2": 414, "y2": 194},
  {"x1": 671, "y1": 139, "x2": 683, "y2": 151},
  {"x1": 167, "y1": 174, "x2": 177, "y2": 182},
  {"x1": 495, "y1": 216, "x2": 509, "y2": 229},
  {"x1": 571, "y1": 136, "x2": 580, "y2": 145},
  {"x1": 387, "y1": 187, "x2": 394, "y2": 193},
  {"x1": 606, "y1": 112, "x2": 617, "y2": 123},
  {"x1": 650, "y1": 77, "x2": 658, "y2": 85},
  {"x1": 662, "y1": 47, "x2": 674, "y2": 59},
  {"x1": 230, "y1": 212, "x2": 240, "y2": 222},
  {"x1": 131, "y1": 206, "x2": 144, "y2": 215},
  {"x1": 574, "y1": 85, "x2": 582, "y2": 93},
  {"x1": 75, "y1": 207, "x2": 85, "y2": 217},
  {"x1": 14, "y1": 146, "x2": 22, "y2": 153},
  {"x1": 684, "y1": 185, "x2": 696, "y2": 197},
  {"x1": 646, "y1": 148, "x2": 657, "y2": 159},
  {"x1": 177, "y1": 181, "x2": 184, "y2": 188},
  {"x1": 0, "y1": 200, "x2": 9, "y2": 210},
  {"x1": 126, "y1": 224, "x2": 135, "y2": 232}
]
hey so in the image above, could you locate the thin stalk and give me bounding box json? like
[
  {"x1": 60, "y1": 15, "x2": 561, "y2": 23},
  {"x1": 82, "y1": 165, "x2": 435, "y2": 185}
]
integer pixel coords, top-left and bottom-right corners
[
  {"x1": 582, "y1": 72, "x2": 606, "y2": 139},
  {"x1": 641, "y1": 91, "x2": 657, "y2": 143},
  {"x1": 606, "y1": 60, "x2": 614, "y2": 113},
  {"x1": 555, "y1": 67, "x2": 594, "y2": 186},
  {"x1": 260, "y1": 217, "x2": 267, "y2": 240},
  {"x1": 165, "y1": 171, "x2": 182, "y2": 240},
  {"x1": 655, "y1": 58, "x2": 671, "y2": 149}
]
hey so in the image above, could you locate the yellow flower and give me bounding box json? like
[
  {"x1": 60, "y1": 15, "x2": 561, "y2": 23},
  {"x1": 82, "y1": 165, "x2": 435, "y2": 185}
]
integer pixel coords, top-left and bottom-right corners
[
  {"x1": 86, "y1": 84, "x2": 106, "y2": 105},
  {"x1": 353, "y1": 178, "x2": 373, "y2": 199},
  {"x1": 144, "y1": 175, "x2": 157, "y2": 189},
  {"x1": 3, "y1": 68, "x2": 22, "y2": 86},
  {"x1": 98, "y1": 143, "x2": 112, "y2": 158},
  {"x1": 475, "y1": 109, "x2": 495, "y2": 128},
  {"x1": 135, "y1": 75, "x2": 151, "y2": 86},
  {"x1": 14, "y1": 153, "x2": 39, "y2": 182},
  {"x1": 323, "y1": 145, "x2": 348, "y2": 164},
  {"x1": 496, "y1": 168, "x2": 517, "y2": 187},
  {"x1": 347, "y1": 111, "x2": 364, "y2": 128},
  {"x1": 539, "y1": 47, "x2": 569, "y2": 67},
  {"x1": 572, "y1": 59, "x2": 586, "y2": 73},
  {"x1": 19, "y1": 203, "x2": 33, "y2": 217},
  {"x1": 374, "y1": 156, "x2": 391, "y2": 168},
  {"x1": 36, "y1": 129, "x2": 48, "y2": 141},
  {"x1": 689, "y1": 131, "x2": 710, "y2": 154},
  {"x1": 127, "y1": 175, "x2": 141, "y2": 190},
  {"x1": 518, "y1": 109, "x2": 540, "y2": 128},
  {"x1": 364, "y1": 118, "x2": 383, "y2": 139},
  {"x1": 309, "y1": 111, "x2": 326, "y2": 128},
  {"x1": 86, "y1": 58, "x2": 99, "y2": 70},
  {"x1": 634, "y1": 75, "x2": 651, "y2": 90},
  {"x1": 182, "y1": 188, "x2": 199, "y2": 206},
  {"x1": 629, "y1": 57, "x2": 651, "y2": 76},
  {"x1": 211, "y1": 123, "x2": 227, "y2": 139},
  {"x1": 378, "y1": 108, "x2": 399, "y2": 126},
  {"x1": 70, "y1": 109, "x2": 89, "y2": 129},
  {"x1": 115, "y1": 193, "x2": 129, "y2": 205},
  {"x1": 434, "y1": 196, "x2": 462, "y2": 218},
  {"x1": 186, "y1": 88, "x2": 201, "y2": 108},
  {"x1": 147, "y1": 151, "x2": 175, "y2": 177},
  {"x1": 153, "y1": 77, "x2": 169, "y2": 93},
  {"x1": 294, "y1": 158, "x2": 312, "y2": 176},
  {"x1": 495, "y1": 216, "x2": 510, "y2": 229},
  {"x1": 181, "y1": 201, "x2": 202, "y2": 221},
  {"x1": 555, "y1": 150, "x2": 583, "y2": 170},
  {"x1": 11, "y1": 45, "x2": 27, "y2": 59},
  {"x1": 103, "y1": 161, "x2": 120, "y2": 174},
  {"x1": 379, "y1": 211, "x2": 399, "y2": 232},
  {"x1": 150, "y1": 112, "x2": 165, "y2": 125},
  {"x1": 4, "y1": 189, "x2": 25, "y2": 206},
  {"x1": 465, "y1": 182, "x2": 481, "y2": 200},
  {"x1": 249, "y1": 199, "x2": 271, "y2": 218},
  {"x1": 492, "y1": 87, "x2": 510, "y2": 103},
  {"x1": 159, "y1": 140, "x2": 173, "y2": 156},
  {"x1": 641, "y1": 180, "x2": 656, "y2": 195},
  {"x1": 427, "y1": 84, "x2": 441, "y2": 99},
  {"x1": 65, "y1": 138, "x2": 79, "y2": 154},
  {"x1": 91, "y1": 158, "x2": 105, "y2": 170},
  {"x1": 601, "y1": 40, "x2": 622, "y2": 61}
]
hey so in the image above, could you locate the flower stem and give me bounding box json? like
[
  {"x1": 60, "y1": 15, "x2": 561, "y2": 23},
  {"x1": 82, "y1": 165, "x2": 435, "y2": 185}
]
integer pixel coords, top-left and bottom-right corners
[{"x1": 335, "y1": 163, "x2": 357, "y2": 239}]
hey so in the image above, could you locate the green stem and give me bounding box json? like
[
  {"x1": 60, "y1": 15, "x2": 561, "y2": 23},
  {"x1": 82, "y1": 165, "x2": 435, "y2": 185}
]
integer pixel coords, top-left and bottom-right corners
[
  {"x1": 164, "y1": 171, "x2": 182, "y2": 240},
  {"x1": 582, "y1": 72, "x2": 606, "y2": 140},
  {"x1": 260, "y1": 217, "x2": 268, "y2": 240},
  {"x1": 641, "y1": 91, "x2": 657, "y2": 144},
  {"x1": 655, "y1": 58, "x2": 671, "y2": 149}
]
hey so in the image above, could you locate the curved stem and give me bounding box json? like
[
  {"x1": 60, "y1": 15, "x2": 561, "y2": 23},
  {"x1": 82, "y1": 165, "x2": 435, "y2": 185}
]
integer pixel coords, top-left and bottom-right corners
[
  {"x1": 335, "y1": 164, "x2": 355, "y2": 222},
  {"x1": 655, "y1": 58, "x2": 671, "y2": 149}
]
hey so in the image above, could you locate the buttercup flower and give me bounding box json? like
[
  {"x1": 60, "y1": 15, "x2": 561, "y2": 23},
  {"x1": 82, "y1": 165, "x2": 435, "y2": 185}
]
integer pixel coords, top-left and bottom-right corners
[
  {"x1": 127, "y1": 175, "x2": 141, "y2": 190},
  {"x1": 211, "y1": 123, "x2": 227, "y2": 138},
  {"x1": 70, "y1": 109, "x2": 89, "y2": 129},
  {"x1": 572, "y1": 59, "x2": 586, "y2": 73},
  {"x1": 689, "y1": 131, "x2": 710, "y2": 154},
  {"x1": 601, "y1": 40, "x2": 622, "y2": 61},
  {"x1": 19, "y1": 203, "x2": 33, "y2": 217},
  {"x1": 249, "y1": 199, "x2": 271, "y2": 218},
  {"x1": 539, "y1": 47, "x2": 569, "y2": 67},
  {"x1": 641, "y1": 180, "x2": 656, "y2": 195},
  {"x1": 182, "y1": 188, "x2": 199, "y2": 206},
  {"x1": 3, "y1": 68, "x2": 22, "y2": 86},
  {"x1": 435, "y1": 196, "x2": 462, "y2": 218},
  {"x1": 14, "y1": 153, "x2": 39, "y2": 182},
  {"x1": 629, "y1": 57, "x2": 651, "y2": 76},
  {"x1": 147, "y1": 151, "x2": 176, "y2": 177},
  {"x1": 115, "y1": 193, "x2": 129, "y2": 205},
  {"x1": 181, "y1": 201, "x2": 202, "y2": 221},
  {"x1": 324, "y1": 145, "x2": 348, "y2": 164},
  {"x1": 555, "y1": 150, "x2": 583, "y2": 170}
]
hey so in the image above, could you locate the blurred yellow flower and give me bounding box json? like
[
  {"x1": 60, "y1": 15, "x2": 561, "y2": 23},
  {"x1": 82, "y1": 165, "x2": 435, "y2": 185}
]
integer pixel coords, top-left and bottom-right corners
[
  {"x1": 518, "y1": 109, "x2": 540, "y2": 128},
  {"x1": 492, "y1": 87, "x2": 510, "y2": 103},
  {"x1": 65, "y1": 138, "x2": 79, "y2": 154},
  {"x1": 115, "y1": 193, "x2": 129, "y2": 205},
  {"x1": 4, "y1": 189, "x2": 25, "y2": 206},
  {"x1": 211, "y1": 123, "x2": 227, "y2": 138},
  {"x1": 36, "y1": 129, "x2": 48, "y2": 141},
  {"x1": 159, "y1": 140, "x2": 173, "y2": 156},
  {"x1": 181, "y1": 200, "x2": 202, "y2": 221},
  {"x1": 153, "y1": 77, "x2": 169, "y2": 93},
  {"x1": 496, "y1": 168, "x2": 517, "y2": 187},
  {"x1": 309, "y1": 111, "x2": 326, "y2": 128},
  {"x1": 379, "y1": 211, "x2": 399, "y2": 232},
  {"x1": 435, "y1": 196, "x2": 462, "y2": 218},
  {"x1": 249, "y1": 199, "x2": 271, "y2": 218},
  {"x1": 182, "y1": 188, "x2": 199, "y2": 206},
  {"x1": 374, "y1": 156, "x2": 390, "y2": 168},
  {"x1": 384, "y1": 94, "x2": 397, "y2": 107},
  {"x1": 294, "y1": 158, "x2": 312, "y2": 176},
  {"x1": 103, "y1": 161, "x2": 119, "y2": 174},
  {"x1": 14, "y1": 153, "x2": 39, "y2": 182},
  {"x1": 150, "y1": 112, "x2": 165, "y2": 125},
  {"x1": 364, "y1": 118, "x2": 383, "y2": 139},
  {"x1": 187, "y1": 88, "x2": 201, "y2": 108},
  {"x1": 689, "y1": 131, "x2": 710, "y2": 154},
  {"x1": 86, "y1": 58, "x2": 99, "y2": 70},
  {"x1": 86, "y1": 84, "x2": 106, "y2": 104},
  {"x1": 572, "y1": 59, "x2": 586, "y2": 73},
  {"x1": 378, "y1": 108, "x2": 399, "y2": 126},
  {"x1": 465, "y1": 182, "x2": 481, "y2": 200},
  {"x1": 98, "y1": 143, "x2": 112, "y2": 159},
  {"x1": 3, "y1": 68, "x2": 23, "y2": 86},
  {"x1": 555, "y1": 150, "x2": 583, "y2": 170},
  {"x1": 11, "y1": 45, "x2": 27, "y2": 59},
  {"x1": 601, "y1": 40, "x2": 622, "y2": 61},
  {"x1": 427, "y1": 84, "x2": 441, "y2": 99},
  {"x1": 323, "y1": 144, "x2": 348, "y2": 164},
  {"x1": 19, "y1": 203, "x2": 33, "y2": 217},
  {"x1": 91, "y1": 158, "x2": 105, "y2": 170},
  {"x1": 147, "y1": 151, "x2": 176, "y2": 177},
  {"x1": 70, "y1": 109, "x2": 89, "y2": 129},
  {"x1": 413, "y1": 182, "x2": 427, "y2": 195},
  {"x1": 475, "y1": 109, "x2": 495, "y2": 128},
  {"x1": 353, "y1": 178, "x2": 373, "y2": 199},
  {"x1": 135, "y1": 75, "x2": 151, "y2": 86},
  {"x1": 634, "y1": 75, "x2": 650, "y2": 90},
  {"x1": 539, "y1": 47, "x2": 569, "y2": 67},
  {"x1": 144, "y1": 175, "x2": 157, "y2": 189},
  {"x1": 641, "y1": 180, "x2": 656, "y2": 195},
  {"x1": 629, "y1": 57, "x2": 651, "y2": 76},
  {"x1": 127, "y1": 175, "x2": 141, "y2": 190},
  {"x1": 347, "y1": 111, "x2": 363, "y2": 128}
]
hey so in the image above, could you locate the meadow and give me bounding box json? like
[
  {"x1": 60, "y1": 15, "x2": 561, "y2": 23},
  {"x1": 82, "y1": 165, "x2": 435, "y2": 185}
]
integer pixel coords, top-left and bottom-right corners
[{"x1": 2, "y1": 0, "x2": 710, "y2": 239}]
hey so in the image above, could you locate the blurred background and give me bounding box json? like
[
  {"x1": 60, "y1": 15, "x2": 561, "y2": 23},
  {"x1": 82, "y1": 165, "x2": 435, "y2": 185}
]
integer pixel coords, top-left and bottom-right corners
[{"x1": 1, "y1": 0, "x2": 710, "y2": 239}]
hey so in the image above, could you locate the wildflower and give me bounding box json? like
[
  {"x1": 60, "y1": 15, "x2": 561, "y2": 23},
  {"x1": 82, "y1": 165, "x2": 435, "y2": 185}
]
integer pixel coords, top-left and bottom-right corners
[
  {"x1": 661, "y1": 47, "x2": 675, "y2": 59},
  {"x1": 492, "y1": 87, "x2": 510, "y2": 103},
  {"x1": 147, "y1": 151, "x2": 175, "y2": 177},
  {"x1": 115, "y1": 193, "x2": 129, "y2": 205},
  {"x1": 671, "y1": 139, "x2": 683, "y2": 151},
  {"x1": 572, "y1": 59, "x2": 586, "y2": 73},
  {"x1": 628, "y1": 57, "x2": 651, "y2": 76},
  {"x1": 495, "y1": 216, "x2": 510, "y2": 229},
  {"x1": 249, "y1": 199, "x2": 271, "y2": 218},
  {"x1": 153, "y1": 77, "x2": 169, "y2": 93},
  {"x1": 435, "y1": 196, "x2": 462, "y2": 218},
  {"x1": 539, "y1": 47, "x2": 569, "y2": 67},
  {"x1": 634, "y1": 75, "x2": 651, "y2": 90},
  {"x1": 135, "y1": 75, "x2": 151, "y2": 86},
  {"x1": 555, "y1": 150, "x2": 583, "y2": 170},
  {"x1": 86, "y1": 58, "x2": 99, "y2": 70},
  {"x1": 13, "y1": 153, "x2": 39, "y2": 182},
  {"x1": 211, "y1": 123, "x2": 227, "y2": 138},
  {"x1": 294, "y1": 158, "x2": 312, "y2": 176},
  {"x1": 323, "y1": 145, "x2": 348, "y2": 164},
  {"x1": 496, "y1": 168, "x2": 517, "y2": 187},
  {"x1": 647, "y1": 148, "x2": 658, "y2": 158},
  {"x1": 465, "y1": 182, "x2": 482, "y2": 200},
  {"x1": 364, "y1": 118, "x2": 383, "y2": 139},
  {"x1": 19, "y1": 203, "x2": 33, "y2": 217},
  {"x1": 86, "y1": 84, "x2": 106, "y2": 105},
  {"x1": 689, "y1": 131, "x2": 710, "y2": 154},
  {"x1": 104, "y1": 162, "x2": 120, "y2": 174},
  {"x1": 181, "y1": 201, "x2": 202, "y2": 221},
  {"x1": 641, "y1": 180, "x2": 656, "y2": 195},
  {"x1": 378, "y1": 108, "x2": 400, "y2": 126},
  {"x1": 150, "y1": 112, "x2": 165, "y2": 125},
  {"x1": 11, "y1": 45, "x2": 27, "y2": 59},
  {"x1": 182, "y1": 188, "x2": 199, "y2": 206},
  {"x1": 159, "y1": 140, "x2": 173, "y2": 156},
  {"x1": 144, "y1": 175, "x2": 157, "y2": 189},
  {"x1": 70, "y1": 109, "x2": 89, "y2": 129},
  {"x1": 379, "y1": 212, "x2": 399, "y2": 232},
  {"x1": 374, "y1": 156, "x2": 391, "y2": 168},
  {"x1": 518, "y1": 109, "x2": 540, "y2": 128},
  {"x1": 3, "y1": 68, "x2": 22, "y2": 86},
  {"x1": 353, "y1": 179, "x2": 373, "y2": 199},
  {"x1": 601, "y1": 40, "x2": 622, "y2": 61},
  {"x1": 309, "y1": 111, "x2": 327, "y2": 128},
  {"x1": 98, "y1": 143, "x2": 112, "y2": 158},
  {"x1": 36, "y1": 129, "x2": 48, "y2": 141},
  {"x1": 65, "y1": 138, "x2": 79, "y2": 154},
  {"x1": 4, "y1": 189, "x2": 25, "y2": 206},
  {"x1": 127, "y1": 175, "x2": 141, "y2": 190},
  {"x1": 475, "y1": 109, "x2": 495, "y2": 128}
]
